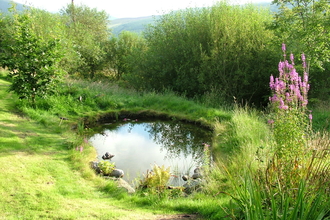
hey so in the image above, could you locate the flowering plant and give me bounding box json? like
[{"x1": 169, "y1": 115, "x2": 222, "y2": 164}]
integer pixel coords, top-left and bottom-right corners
[{"x1": 269, "y1": 44, "x2": 311, "y2": 160}]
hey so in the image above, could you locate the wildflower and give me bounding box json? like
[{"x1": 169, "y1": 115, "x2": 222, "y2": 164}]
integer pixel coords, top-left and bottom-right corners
[
  {"x1": 270, "y1": 94, "x2": 278, "y2": 102},
  {"x1": 268, "y1": 119, "x2": 274, "y2": 124},
  {"x1": 309, "y1": 114, "x2": 313, "y2": 120},
  {"x1": 270, "y1": 75, "x2": 275, "y2": 89},
  {"x1": 290, "y1": 53, "x2": 294, "y2": 64},
  {"x1": 279, "y1": 98, "x2": 289, "y2": 110},
  {"x1": 303, "y1": 72, "x2": 308, "y2": 84},
  {"x1": 302, "y1": 53, "x2": 306, "y2": 69},
  {"x1": 282, "y1": 43, "x2": 286, "y2": 52}
]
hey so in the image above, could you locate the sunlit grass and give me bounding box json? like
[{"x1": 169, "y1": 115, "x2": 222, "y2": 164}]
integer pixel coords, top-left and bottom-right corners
[{"x1": 1, "y1": 73, "x2": 330, "y2": 219}]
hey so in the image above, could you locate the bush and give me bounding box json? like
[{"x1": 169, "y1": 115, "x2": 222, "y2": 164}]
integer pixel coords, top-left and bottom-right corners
[
  {"x1": 98, "y1": 161, "x2": 115, "y2": 175},
  {"x1": 125, "y1": 2, "x2": 277, "y2": 105}
]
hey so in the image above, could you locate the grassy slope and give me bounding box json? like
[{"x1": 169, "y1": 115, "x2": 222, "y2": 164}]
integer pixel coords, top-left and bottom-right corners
[
  {"x1": 0, "y1": 78, "x2": 187, "y2": 219},
  {"x1": 110, "y1": 16, "x2": 157, "y2": 36}
]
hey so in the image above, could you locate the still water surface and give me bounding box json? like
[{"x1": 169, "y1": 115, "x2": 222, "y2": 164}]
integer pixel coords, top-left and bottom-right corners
[{"x1": 89, "y1": 120, "x2": 213, "y2": 185}]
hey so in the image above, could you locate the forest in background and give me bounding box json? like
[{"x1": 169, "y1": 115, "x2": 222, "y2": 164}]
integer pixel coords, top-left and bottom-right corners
[{"x1": 1, "y1": 0, "x2": 329, "y2": 107}]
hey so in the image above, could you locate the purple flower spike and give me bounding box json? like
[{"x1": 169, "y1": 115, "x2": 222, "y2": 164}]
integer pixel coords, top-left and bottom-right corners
[
  {"x1": 270, "y1": 75, "x2": 275, "y2": 89},
  {"x1": 302, "y1": 53, "x2": 307, "y2": 69},
  {"x1": 303, "y1": 72, "x2": 308, "y2": 83},
  {"x1": 270, "y1": 45, "x2": 310, "y2": 114},
  {"x1": 301, "y1": 53, "x2": 306, "y2": 61},
  {"x1": 290, "y1": 53, "x2": 294, "y2": 64}
]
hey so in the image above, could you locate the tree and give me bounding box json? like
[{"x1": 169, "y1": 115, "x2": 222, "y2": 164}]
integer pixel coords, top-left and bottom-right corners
[
  {"x1": 60, "y1": 4, "x2": 111, "y2": 79},
  {"x1": 107, "y1": 31, "x2": 146, "y2": 79},
  {"x1": 0, "y1": 11, "x2": 63, "y2": 104},
  {"x1": 125, "y1": 3, "x2": 277, "y2": 105},
  {"x1": 271, "y1": 0, "x2": 330, "y2": 99}
]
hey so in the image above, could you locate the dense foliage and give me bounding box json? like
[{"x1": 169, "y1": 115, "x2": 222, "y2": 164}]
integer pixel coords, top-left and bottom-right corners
[
  {"x1": 0, "y1": 8, "x2": 62, "y2": 103},
  {"x1": 124, "y1": 3, "x2": 278, "y2": 105},
  {"x1": 271, "y1": 0, "x2": 330, "y2": 99},
  {"x1": 0, "y1": 1, "x2": 328, "y2": 105},
  {"x1": 60, "y1": 4, "x2": 111, "y2": 78}
]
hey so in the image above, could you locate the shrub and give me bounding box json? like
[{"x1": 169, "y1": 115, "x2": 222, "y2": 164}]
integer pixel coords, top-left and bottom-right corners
[
  {"x1": 1, "y1": 11, "x2": 63, "y2": 104},
  {"x1": 139, "y1": 164, "x2": 171, "y2": 191},
  {"x1": 98, "y1": 161, "x2": 115, "y2": 175}
]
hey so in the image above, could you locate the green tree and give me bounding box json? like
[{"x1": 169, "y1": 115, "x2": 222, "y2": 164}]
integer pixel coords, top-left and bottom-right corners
[
  {"x1": 0, "y1": 11, "x2": 62, "y2": 104},
  {"x1": 107, "y1": 31, "x2": 146, "y2": 79},
  {"x1": 271, "y1": 0, "x2": 330, "y2": 99},
  {"x1": 203, "y1": 3, "x2": 276, "y2": 104},
  {"x1": 60, "y1": 3, "x2": 111, "y2": 79},
  {"x1": 125, "y1": 3, "x2": 277, "y2": 105}
]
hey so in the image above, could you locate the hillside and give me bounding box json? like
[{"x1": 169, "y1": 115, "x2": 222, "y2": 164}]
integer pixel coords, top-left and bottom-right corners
[
  {"x1": 109, "y1": 2, "x2": 277, "y2": 36},
  {"x1": 110, "y1": 15, "x2": 159, "y2": 36},
  {"x1": 0, "y1": 0, "x2": 26, "y2": 12}
]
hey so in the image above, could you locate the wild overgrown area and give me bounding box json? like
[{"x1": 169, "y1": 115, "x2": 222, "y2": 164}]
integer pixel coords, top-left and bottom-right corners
[{"x1": 0, "y1": 0, "x2": 329, "y2": 219}]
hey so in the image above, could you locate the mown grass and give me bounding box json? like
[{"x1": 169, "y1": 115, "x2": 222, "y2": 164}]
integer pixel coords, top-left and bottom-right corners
[
  {"x1": 1, "y1": 76, "x2": 214, "y2": 219},
  {"x1": 0, "y1": 75, "x2": 232, "y2": 219},
  {"x1": 1, "y1": 71, "x2": 329, "y2": 219}
]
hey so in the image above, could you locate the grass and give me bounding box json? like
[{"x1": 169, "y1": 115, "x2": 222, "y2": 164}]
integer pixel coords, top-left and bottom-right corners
[
  {"x1": 1, "y1": 71, "x2": 329, "y2": 219},
  {"x1": 0, "y1": 75, "x2": 232, "y2": 219},
  {"x1": 0, "y1": 77, "x2": 207, "y2": 219}
]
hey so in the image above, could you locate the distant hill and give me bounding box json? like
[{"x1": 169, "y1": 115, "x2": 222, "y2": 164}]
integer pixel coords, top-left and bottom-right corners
[
  {"x1": 110, "y1": 16, "x2": 159, "y2": 36},
  {"x1": 0, "y1": 0, "x2": 26, "y2": 12},
  {"x1": 254, "y1": 2, "x2": 281, "y2": 13},
  {"x1": 110, "y1": 2, "x2": 279, "y2": 36}
]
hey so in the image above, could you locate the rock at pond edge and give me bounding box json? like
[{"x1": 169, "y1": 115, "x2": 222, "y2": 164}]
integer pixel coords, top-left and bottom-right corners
[{"x1": 109, "y1": 169, "x2": 124, "y2": 178}]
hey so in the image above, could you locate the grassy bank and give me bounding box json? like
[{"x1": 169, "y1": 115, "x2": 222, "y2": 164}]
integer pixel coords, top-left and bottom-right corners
[
  {"x1": 1, "y1": 78, "x2": 194, "y2": 219},
  {"x1": 1, "y1": 72, "x2": 329, "y2": 219},
  {"x1": 0, "y1": 75, "x2": 235, "y2": 219}
]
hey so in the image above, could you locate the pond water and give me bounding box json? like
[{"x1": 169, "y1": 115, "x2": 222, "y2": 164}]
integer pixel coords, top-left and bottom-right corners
[{"x1": 88, "y1": 119, "x2": 213, "y2": 186}]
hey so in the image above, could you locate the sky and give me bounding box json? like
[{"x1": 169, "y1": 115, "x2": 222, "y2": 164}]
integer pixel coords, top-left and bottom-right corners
[{"x1": 14, "y1": 0, "x2": 272, "y2": 18}]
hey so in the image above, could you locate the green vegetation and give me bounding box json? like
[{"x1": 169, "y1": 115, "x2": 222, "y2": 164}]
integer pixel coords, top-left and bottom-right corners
[
  {"x1": 125, "y1": 2, "x2": 277, "y2": 105},
  {"x1": 1, "y1": 11, "x2": 62, "y2": 104},
  {"x1": 109, "y1": 16, "x2": 158, "y2": 36},
  {"x1": 271, "y1": 0, "x2": 330, "y2": 99},
  {"x1": 98, "y1": 161, "x2": 116, "y2": 175},
  {"x1": 0, "y1": 0, "x2": 329, "y2": 219}
]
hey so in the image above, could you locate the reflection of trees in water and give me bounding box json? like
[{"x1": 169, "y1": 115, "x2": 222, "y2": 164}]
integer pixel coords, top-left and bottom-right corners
[
  {"x1": 143, "y1": 121, "x2": 213, "y2": 164},
  {"x1": 91, "y1": 120, "x2": 213, "y2": 166}
]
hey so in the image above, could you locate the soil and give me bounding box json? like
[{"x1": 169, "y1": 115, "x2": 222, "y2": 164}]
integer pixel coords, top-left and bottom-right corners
[{"x1": 155, "y1": 214, "x2": 203, "y2": 220}]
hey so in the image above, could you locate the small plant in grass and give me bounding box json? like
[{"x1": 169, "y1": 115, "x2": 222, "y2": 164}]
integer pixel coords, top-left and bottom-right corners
[
  {"x1": 98, "y1": 161, "x2": 115, "y2": 175},
  {"x1": 138, "y1": 164, "x2": 171, "y2": 196}
]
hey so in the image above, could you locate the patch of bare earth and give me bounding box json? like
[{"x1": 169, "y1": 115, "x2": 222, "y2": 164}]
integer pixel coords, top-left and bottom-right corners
[{"x1": 155, "y1": 214, "x2": 202, "y2": 220}]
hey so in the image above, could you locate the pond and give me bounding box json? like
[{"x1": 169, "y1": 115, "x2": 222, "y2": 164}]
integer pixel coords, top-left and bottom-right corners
[{"x1": 88, "y1": 119, "x2": 213, "y2": 186}]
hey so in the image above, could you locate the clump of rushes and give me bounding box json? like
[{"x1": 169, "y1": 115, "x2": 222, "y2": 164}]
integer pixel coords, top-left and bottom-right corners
[{"x1": 268, "y1": 44, "x2": 312, "y2": 189}]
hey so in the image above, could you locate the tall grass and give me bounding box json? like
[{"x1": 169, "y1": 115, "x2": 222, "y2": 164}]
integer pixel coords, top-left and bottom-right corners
[
  {"x1": 203, "y1": 103, "x2": 330, "y2": 219},
  {"x1": 15, "y1": 78, "x2": 231, "y2": 130},
  {"x1": 211, "y1": 46, "x2": 330, "y2": 219}
]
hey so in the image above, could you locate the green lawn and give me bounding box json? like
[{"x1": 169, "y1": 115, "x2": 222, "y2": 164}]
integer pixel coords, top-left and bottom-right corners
[{"x1": 0, "y1": 78, "x2": 202, "y2": 219}]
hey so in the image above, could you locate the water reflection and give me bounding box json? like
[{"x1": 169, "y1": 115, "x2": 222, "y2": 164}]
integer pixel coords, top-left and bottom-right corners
[{"x1": 89, "y1": 120, "x2": 213, "y2": 185}]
